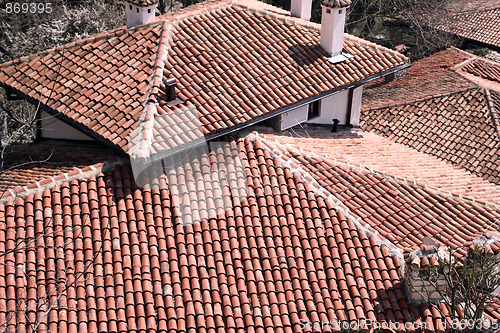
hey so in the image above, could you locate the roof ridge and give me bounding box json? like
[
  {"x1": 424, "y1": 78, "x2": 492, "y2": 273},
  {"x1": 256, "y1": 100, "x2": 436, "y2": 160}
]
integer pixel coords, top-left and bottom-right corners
[
  {"x1": 253, "y1": 131, "x2": 500, "y2": 211},
  {"x1": 130, "y1": 20, "x2": 172, "y2": 160},
  {"x1": 363, "y1": 86, "x2": 482, "y2": 112},
  {"x1": 250, "y1": 132, "x2": 407, "y2": 271},
  {"x1": 0, "y1": 157, "x2": 127, "y2": 203},
  {"x1": 0, "y1": 21, "x2": 163, "y2": 69},
  {"x1": 485, "y1": 89, "x2": 500, "y2": 137}
]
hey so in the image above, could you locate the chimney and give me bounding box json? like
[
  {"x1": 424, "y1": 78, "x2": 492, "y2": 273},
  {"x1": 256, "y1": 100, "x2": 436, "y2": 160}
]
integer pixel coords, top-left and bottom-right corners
[
  {"x1": 405, "y1": 237, "x2": 449, "y2": 303},
  {"x1": 320, "y1": 0, "x2": 351, "y2": 56},
  {"x1": 290, "y1": 0, "x2": 312, "y2": 21},
  {"x1": 125, "y1": 0, "x2": 159, "y2": 28}
]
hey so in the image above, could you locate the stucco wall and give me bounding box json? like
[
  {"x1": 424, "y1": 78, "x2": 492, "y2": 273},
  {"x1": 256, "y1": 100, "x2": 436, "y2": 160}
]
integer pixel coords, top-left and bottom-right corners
[{"x1": 308, "y1": 89, "x2": 349, "y2": 125}]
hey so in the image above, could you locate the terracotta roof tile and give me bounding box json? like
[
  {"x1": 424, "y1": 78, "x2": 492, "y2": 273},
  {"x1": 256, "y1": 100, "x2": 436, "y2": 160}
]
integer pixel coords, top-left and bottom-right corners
[
  {"x1": 127, "y1": 0, "x2": 159, "y2": 6},
  {"x1": 0, "y1": 135, "x2": 490, "y2": 331},
  {"x1": 362, "y1": 48, "x2": 475, "y2": 110},
  {"x1": 435, "y1": 3, "x2": 500, "y2": 48},
  {"x1": 362, "y1": 48, "x2": 500, "y2": 185},
  {"x1": 255, "y1": 127, "x2": 500, "y2": 205},
  {"x1": 0, "y1": 0, "x2": 408, "y2": 158},
  {"x1": 322, "y1": 0, "x2": 352, "y2": 9},
  {"x1": 462, "y1": 59, "x2": 500, "y2": 84},
  {"x1": 256, "y1": 129, "x2": 500, "y2": 258}
]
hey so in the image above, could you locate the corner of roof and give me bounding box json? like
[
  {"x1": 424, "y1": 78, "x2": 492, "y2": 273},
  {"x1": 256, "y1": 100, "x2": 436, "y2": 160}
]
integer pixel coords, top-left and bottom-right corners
[
  {"x1": 0, "y1": 20, "x2": 164, "y2": 70},
  {"x1": 251, "y1": 131, "x2": 406, "y2": 271},
  {"x1": 0, "y1": 157, "x2": 128, "y2": 204}
]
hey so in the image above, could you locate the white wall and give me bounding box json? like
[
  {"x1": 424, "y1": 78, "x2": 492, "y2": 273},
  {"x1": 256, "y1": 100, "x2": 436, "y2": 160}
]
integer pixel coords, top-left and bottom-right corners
[
  {"x1": 320, "y1": 6, "x2": 347, "y2": 56},
  {"x1": 349, "y1": 85, "x2": 363, "y2": 126},
  {"x1": 126, "y1": 3, "x2": 157, "y2": 28},
  {"x1": 308, "y1": 89, "x2": 349, "y2": 125},
  {"x1": 272, "y1": 104, "x2": 309, "y2": 131},
  {"x1": 290, "y1": 0, "x2": 312, "y2": 21},
  {"x1": 40, "y1": 111, "x2": 94, "y2": 141}
]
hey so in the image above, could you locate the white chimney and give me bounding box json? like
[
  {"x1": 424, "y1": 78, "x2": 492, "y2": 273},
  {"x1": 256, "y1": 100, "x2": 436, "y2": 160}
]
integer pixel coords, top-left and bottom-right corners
[
  {"x1": 320, "y1": 0, "x2": 351, "y2": 56},
  {"x1": 125, "y1": 0, "x2": 158, "y2": 28},
  {"x1": 406, "y1": 237, "x2": 449, "y2": 303},
  {"x1": 290, "y1": 0, "x2": 312, "y2": 21}
]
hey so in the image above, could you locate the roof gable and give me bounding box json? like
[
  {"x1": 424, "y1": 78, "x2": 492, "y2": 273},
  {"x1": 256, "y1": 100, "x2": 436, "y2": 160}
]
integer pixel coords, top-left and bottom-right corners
[{"x1": 1, "y1": 21, "x2": 169, "y2": 151}]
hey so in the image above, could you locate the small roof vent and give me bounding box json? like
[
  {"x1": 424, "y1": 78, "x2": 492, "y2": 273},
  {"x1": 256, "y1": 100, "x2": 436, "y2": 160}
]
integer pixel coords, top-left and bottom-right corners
[{"x1": 162, "y1": 77, "x2": 177, "y2": 102}]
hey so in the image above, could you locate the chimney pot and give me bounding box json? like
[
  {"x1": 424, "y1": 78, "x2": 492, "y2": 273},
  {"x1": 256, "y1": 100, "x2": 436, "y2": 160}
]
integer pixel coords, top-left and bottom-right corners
[
  {"x1": 320, "y1": 0, "x2": 351, "y2": 56},
  {"x1": 125, "y1": 0, "x2": 158, "y2": 28}
]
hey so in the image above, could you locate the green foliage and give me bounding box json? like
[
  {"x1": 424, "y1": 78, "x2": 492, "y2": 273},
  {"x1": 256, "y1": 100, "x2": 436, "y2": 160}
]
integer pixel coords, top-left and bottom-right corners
[{"x1": 470, "y1": 48, "x2": 492, "y2": 57}]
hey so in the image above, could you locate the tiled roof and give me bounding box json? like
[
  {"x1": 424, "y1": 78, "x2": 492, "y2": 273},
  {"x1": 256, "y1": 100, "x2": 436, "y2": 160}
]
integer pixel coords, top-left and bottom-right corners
[
  {"x1": 0, "y1": 135, "x2": 470, "y2": 332},
  {"x1": 362, "y1": 88, "x2": 500, "y2": 185},
  {"x1": 462, "y1": 59, "x2": 500, "y2": 83},
  {"x1": 257, "y1": 130, "x2": 500, "y2": 257},
  {"x1": 435, "y1": 6, "x2": 500, "y2": 48},
  {"x1": 362, "y1": 48, "x2": 475, "y2": 110},
  {"x1": 321, "y1": 0, "x2": 351, "y2": 9},
  {"x1": 0, "y1": 21, "x2": 167, "y2": 152},
  {"x1": 126, "y1": 0, "x2": 159, "y2": 6},
  {"x1": 362, "y1": 48, "x2": 500, "y2": 185},
  {"x1": 0, "y1": 142, "x2": 119, "y2": 191},
  {"x1": 255, "y1": 127, "x2": 500, "y2": 205},
  {"x1": 0, "y1": 0, "x2": 408, "y2": 158}
]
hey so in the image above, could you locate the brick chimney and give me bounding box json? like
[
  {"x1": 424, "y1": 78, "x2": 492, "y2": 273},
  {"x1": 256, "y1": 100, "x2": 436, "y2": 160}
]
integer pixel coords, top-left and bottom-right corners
[
  {"x1": 405, "y1": 237, "x2": 449, "y2": 303},
  {"x1": 125, "y1": 0, "x2": 159, "y2": 28},
  {"x1": 320, "y1": 0, "x2": 351, "y2": 56},
  {"x1": 291, "y1": 0, "x2": 312, "y2": 21}
]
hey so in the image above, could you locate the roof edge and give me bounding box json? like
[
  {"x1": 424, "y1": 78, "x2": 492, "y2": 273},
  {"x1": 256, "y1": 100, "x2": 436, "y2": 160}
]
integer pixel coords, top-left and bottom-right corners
[
  {"x1": 0, "y1": 21, "x2": 164, "y2": 69},
  {"x1": 485, "y1": 89, "x2": 500, "y2": 137},
  {"x1": 0, "y1": 157, "x2": 128, "y2": 204},
  {"x1": 362, "y1": 86, "x2": 482, "y2": 112},
  {"x1": 138, "y1": 61, "x2": 412, "y2": 163}
]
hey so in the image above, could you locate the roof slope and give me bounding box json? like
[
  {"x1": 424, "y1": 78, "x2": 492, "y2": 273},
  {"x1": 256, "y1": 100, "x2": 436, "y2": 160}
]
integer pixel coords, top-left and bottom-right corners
[
  {"x1": 362, "y1": 48, "x2": 475, "y2": 110},
  {"x1": 0, "y1": 136, "x2": 464, "y2": 333},
  {"x1": 362, "y1": 48, "x2": 500, "y2": 185},
  {"x1": 0, "y1": 0, "x2": 408, "y2": 157},
  {"x1": 258, "y1": 130, "x2": 500, "y2": 257},
  {"x1": 435, "y1": 5, "x2": 500, "y2": 48},
  {"x1": 0, "y1": 22, "x2": 167, "y2": 151},
  {"x1": 256, "y1": 127, "x2": 500, "y2": 205}
]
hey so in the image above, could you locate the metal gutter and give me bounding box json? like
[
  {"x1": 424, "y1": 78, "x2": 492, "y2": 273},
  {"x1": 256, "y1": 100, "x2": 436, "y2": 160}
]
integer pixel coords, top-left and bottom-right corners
[{"x1": 2, "y1": 61, "x2": 411, "y2": 164}]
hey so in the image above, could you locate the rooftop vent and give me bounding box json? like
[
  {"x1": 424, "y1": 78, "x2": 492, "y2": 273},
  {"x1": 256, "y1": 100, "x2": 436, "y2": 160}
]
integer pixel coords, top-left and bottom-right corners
[
  {"x1": 125, "y1": 0, "x2": 158, "y2": 28},
  {"x1": 162, "y1": 77, "x2": 177, "y2": 102}
]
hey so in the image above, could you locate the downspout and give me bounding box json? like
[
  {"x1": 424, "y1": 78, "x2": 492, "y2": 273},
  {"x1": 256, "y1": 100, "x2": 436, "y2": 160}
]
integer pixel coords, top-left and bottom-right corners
[{"x1": 345, "y1": 86, "x2": 354, "y2": 125}]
